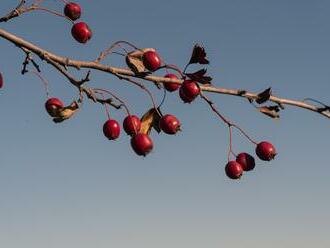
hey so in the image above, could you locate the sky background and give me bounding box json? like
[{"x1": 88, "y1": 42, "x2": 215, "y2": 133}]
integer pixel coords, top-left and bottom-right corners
[{"x1": 0, "y1": 0, "x2": 329, "y2": 247}]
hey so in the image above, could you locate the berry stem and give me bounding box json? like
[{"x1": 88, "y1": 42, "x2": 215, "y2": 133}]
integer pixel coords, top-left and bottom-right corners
[
  {"x1": 114, "y1": 73, "x2": 162, "y2": 116},
  {"x1": 93, "y1": 88, "x2": 131, "y2": 116},
  {"x1": 98, "y1": 92, "x2": 111, "y2": 119},
  {"x1": 31, "y1": 6, "x2": 74, "y2": 24},
  {"x1": 28, "y1": 70, "x2": 50, "y2": 98},
  {"x1": 96, "y1": 41, "x2": 140, "y2": 63},
  {"x1": 200, "y1": 91, "x2": 258, "y2": 146}
]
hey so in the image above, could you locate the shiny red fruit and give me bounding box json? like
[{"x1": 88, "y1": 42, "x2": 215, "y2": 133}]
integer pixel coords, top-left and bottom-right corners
[
  {"x1": 45, "y1": 97, "x2": 64, "y2": 117},
  {"x1": 142, "y1": 51, "x2": 162, "y2": 71},
  {"x1": 71, "y1": 22, "x2": 92, "y2": 43},
  {"x1": 123, "y1": 115, "x2": 141, "y2": 136},
  {"x1": 0, "y1": 72, "x2": 3, "y2": 88},
  {"x1": 225, "y1": 161, "x2": 243, "y2": 180},
  {"x1": 103, "y1": 119, "x2": 120, "y2": 140},
  {"x1": 256, "y1": 141, "x2": 277, "y2": 161},
  {"x1": 131, "y1": 133, "x2": 153, "y2": 156},
  {"x1": 179, "y1": 80, "x2": 200, "y2": 103},
  {"x1": 164, "y1": 74, "x2": 180, "y2": 92},
  {"x1": 64, "y1": 2, "x2": 81, "y2": 21},
  {"x1": 236, "y1": 153, "x2": 255, "y2": 171},
  {"x1": 159, "y1": 114, "x2": 181, "y2": 135}
]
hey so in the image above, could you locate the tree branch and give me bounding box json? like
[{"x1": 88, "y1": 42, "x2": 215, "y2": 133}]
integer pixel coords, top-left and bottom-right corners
[{"x1": 0, "y1": 28, "x2": 329, "y2": 119}]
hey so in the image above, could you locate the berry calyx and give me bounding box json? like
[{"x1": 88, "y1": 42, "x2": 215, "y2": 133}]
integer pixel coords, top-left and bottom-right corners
[
  {"x1": 130, "y1": 133, "x2": 153, "y2": 156},
  {"x1": 64, "y1": 2, "x2": 81, "y2": 21},
  {"x1": 103, "y1": 119, "x2": 120, "y2": 140},
  {"x1": 255, "y1": 141, "x2": 277, "y2": 161},
  {"x1": 236, "y1": 153, "x2": 256, "y2": 171},
  {"x1": 71, "y1": 22, "x2": 92, "y2": 44},
  {"x1": 225, "y1": 161, "x2": 243, "y2": 180},
  {"x1": 164, "y1": 74, "x2": 180, "y2": 92},
  {"x1": 0, "y1": 72, "x2": 3, "y2": 88},
  {"x1": 142, "y1": 50, "x2": 162, "y2": 71},
  {"x1": 123, "y1": 115, "x2": 141, "y2": 136},
  {"x1": 159, "y1": 114, "x2": 181, "y2": 135},
  {"x1": 45, "y1": 98, "x2": 64, "y2": 117},
  {"x1": 179, "y1": 80, "x2": 200, "y2": 103}
]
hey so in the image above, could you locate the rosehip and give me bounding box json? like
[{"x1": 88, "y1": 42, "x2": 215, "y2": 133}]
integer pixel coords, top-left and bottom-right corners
[
  {"x1": 131, "y1": 133, "x2": 153, "y2": 156},
  {"x1": 142, "y1": 50, "x2": 162, "y2": 71},
  {"x1": 64, "y1": 2, "x2": 81, "y2": 21},
  {"x1": 71, "y1": 22, "x2": 92, "y2": 43},
  {"x1": 225, "y1": 161, "x2": 243, "y2": 180},
  {"x1": 123, "y1": 115, "x2": 141, "y2": 136},
  {"x1": 236, "y1": 153, "x2": 255, "y2": 171},
  {"x1": 103, "y1": 119, "x2": 120, "y2": 140},
  {"x1": 164, "y1": 74, "x2": 180, "y2": 92},
  {"x1": 159, "y1": 114, "x2": 181, "y2": 135},
  {"x1": 179, "y1": 80, "x2": 200, "y2": 103},
  {"x1": 45, "y1": 98, "x2": 64, "y2": 117},
  {"x1": 256, "y1": 141, "x2": 277, "y2": 161}
]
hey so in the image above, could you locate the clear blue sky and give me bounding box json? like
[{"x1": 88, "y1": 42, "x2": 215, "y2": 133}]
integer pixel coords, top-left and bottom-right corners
[{"x1": 0, "y1": 0, "x2": 329, "y2": 247}]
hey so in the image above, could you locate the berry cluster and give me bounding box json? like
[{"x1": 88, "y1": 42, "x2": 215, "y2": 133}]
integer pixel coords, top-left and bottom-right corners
[
  {"x1": 64, "y1": 2, "x2": 92, "y2": 43},
  {"x1": 225, "y1": 142, "x2": 277, "y2": 180},
  {"x1": 1, "y1": 1, "x2": 281, "y2": 181}
]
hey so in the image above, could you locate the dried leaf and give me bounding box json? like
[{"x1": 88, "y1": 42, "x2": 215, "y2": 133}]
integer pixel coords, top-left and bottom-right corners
[
  {"x1": 125, "y1": 48, "x2": 155, "y2": 74},
  {"x1": 53, "y1": 101, "x2": 79, "y2": 123},
  {"x1": 258, "y1": 105, "x2": 280, "y2": 119},
  {"x1": 188, "y1": 44, "x2": 209, "y2": 65},
  {"x1": 185, "y1": 69, "x2": 212, "y2": 84},
  {"x1": 256, "y1": 87, "x2": 272, "y2": 104},
  {"x1": 140, "y1": 108, "x2": 162, "y2": 134}
]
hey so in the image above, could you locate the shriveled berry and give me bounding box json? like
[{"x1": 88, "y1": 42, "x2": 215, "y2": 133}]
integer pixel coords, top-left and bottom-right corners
[
  {"x1": 236, "y1": 153, "x2": 255, "y2": 171},
  {"x1": 131, "y1": 133, "x2": 153, "y2": 156},
  {"x1": 103, "y1": 119, "x2": 120, "y2": 140},
  {"x1": 159, "y1": 114, "x2": 181, "y2": 135},
  {"x1": 164, "y1": 74, "x2": 180, "y2": 92},
  {"x1": 123, "y1": 115, "x2": 141, "y2": 136},
  {"x1": 256, "y1": 141, "x2": 277, "y2": 161},
  {"x1": 45, "y1": 97, "x2": 64, "y2": 117}
]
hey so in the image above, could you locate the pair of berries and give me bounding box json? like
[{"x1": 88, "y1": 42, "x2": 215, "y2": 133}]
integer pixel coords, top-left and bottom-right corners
[
  {"x1": 102, "y1": 115, "x2": 153, "y2": 156},
  {"x1": 103, "y1": 115, "x2": 141, "y2": 140},
  {"x1": 142, "y1": 51, "x2": 200, "y2": 103},
  {"x1": 164, "y1": 74, "x2": 200, "y2": 103},
  {"x1": 225, "y1": 142, "x2": 277, "y2": 180},
  {"x1": 64, "y1": 2, "x2": 92, "y2": 43}
]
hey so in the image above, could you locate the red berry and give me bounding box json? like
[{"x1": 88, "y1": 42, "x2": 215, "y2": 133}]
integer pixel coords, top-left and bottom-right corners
[
  {"x1": 179, "y1": 80, "x2": 200, "y2": 103},
  {"x1": 71, "y1": 22, "x2": 92, "y2": 44},
  {"x1": 142, "y1": 50, "x2": 162, "y2": 71},
  {"x1": 236, "y1": 153, "x2": 255, "y2": 171},
  {"x1": 64, "y1": 2, "x2": 81, "y2": 21},
  {"x1": 103, "y1": 119, "x2": 120, "y2": 140},
  {"x1": 256, "y1": 141, "x2": 277, "y2": 161},
  {"x1": 159, "y1": 114, "x2": 181, "y2": 135},
  {"x1": 225, "y1": 161, "x2": 243, "y2": 180},
  {"x1": 130, "y1": 133, "x2": 153, "y2": 156},
  {"x1": 164, "y1": 74, "x2": 180, "y2": 92},
  {"x1": 123, "y1": 115, "x2": 141, "y2": 136},
  {"x1": 0, "y1": 72, "x2": 3, "y2": 88},
  {"x1": 45, "y1": 97, "x2": 64, "y2": 117}
]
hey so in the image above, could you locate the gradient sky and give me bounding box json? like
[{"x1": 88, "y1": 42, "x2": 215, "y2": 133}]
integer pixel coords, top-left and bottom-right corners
[{"x1": 0, "y1": 0, "x2": 329, "y2": 248}]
